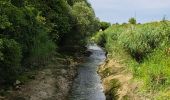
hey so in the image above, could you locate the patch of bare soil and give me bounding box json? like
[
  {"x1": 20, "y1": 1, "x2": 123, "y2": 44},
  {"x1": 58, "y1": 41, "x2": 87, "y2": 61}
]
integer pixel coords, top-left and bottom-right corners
[
  {"x1": 6, "y1": 57, "x2": 79, "y2": 100},
  {"x1": 98, "y1": 58, "x2": 146, "y2": 100}
]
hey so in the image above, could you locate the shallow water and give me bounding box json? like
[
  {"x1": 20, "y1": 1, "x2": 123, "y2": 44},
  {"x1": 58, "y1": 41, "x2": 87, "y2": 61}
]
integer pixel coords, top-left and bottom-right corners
[{"x1": 69, "y1": 44, "x2": 106, "y2": 100}]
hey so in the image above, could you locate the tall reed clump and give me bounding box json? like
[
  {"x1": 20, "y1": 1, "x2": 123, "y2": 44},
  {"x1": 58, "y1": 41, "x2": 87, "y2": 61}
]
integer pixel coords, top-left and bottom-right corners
[{"x1": 93, "y1": 21, "x2": 170, "y2": 98}]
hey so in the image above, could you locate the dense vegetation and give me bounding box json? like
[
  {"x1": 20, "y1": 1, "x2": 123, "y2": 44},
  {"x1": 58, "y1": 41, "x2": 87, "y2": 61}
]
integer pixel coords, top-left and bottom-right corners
[
  {"x1": 0, "y1": 0, "x2": 99, "y2": 86},
  {"x1": 94, "y1": 20, "x2": 170, "y2": 99},
  {"x1": 99, "y1": 21, "x2": 111, "y2": 31}
]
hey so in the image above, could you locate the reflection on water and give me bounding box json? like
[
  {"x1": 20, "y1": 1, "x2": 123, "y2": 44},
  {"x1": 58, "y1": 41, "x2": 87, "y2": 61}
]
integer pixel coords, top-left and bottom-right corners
[{"x1": 69, "y1": 44, "x2": 106, "y2": 100}]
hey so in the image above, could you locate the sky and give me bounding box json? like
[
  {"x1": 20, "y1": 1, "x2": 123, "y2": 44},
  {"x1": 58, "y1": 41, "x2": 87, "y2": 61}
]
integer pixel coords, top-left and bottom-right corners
[{"x1": 88, "y1": 0, "x2": 170, "y2": 23}]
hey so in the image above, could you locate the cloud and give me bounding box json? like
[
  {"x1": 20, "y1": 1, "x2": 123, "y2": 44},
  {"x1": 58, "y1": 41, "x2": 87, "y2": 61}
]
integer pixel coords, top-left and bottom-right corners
[
  {"x1": 89, "y1": 0, "x2": 170, "y2": 9},
  {"x1": 88, "y1": 0, "x2": 170, "y2": 23}
]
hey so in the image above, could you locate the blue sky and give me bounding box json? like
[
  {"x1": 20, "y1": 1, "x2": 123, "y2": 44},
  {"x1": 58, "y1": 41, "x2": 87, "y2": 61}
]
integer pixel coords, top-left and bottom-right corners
[{"x1": 88, "y1": 0, "x2": 170, "y2": 23}]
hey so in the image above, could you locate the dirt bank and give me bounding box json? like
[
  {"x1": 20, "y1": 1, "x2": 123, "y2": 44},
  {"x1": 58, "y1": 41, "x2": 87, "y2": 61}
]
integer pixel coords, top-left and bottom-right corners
[
  {"x1": 98, "y1": 58, "x2": 146, "y2": 100},
  {"x1": 5, "y1": 56, "x2": 81, "y2": 100}
]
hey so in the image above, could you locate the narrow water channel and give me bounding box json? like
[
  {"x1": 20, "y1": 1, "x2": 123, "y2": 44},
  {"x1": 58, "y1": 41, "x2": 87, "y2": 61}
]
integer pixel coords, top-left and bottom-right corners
[{"x1": 69, "y1": 44, "x2": 106, "y2": 100}]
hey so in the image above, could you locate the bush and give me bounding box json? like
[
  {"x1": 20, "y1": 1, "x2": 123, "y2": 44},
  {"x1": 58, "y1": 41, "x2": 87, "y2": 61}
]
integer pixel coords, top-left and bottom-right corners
[
  {"x1": 0, "y1": 0, "x2": 99, "y2": 85},
  {"x1": 0, "y1": 1, "x2": 56, "y2": 66},
  {"x1": 0, "y1": 39, "x2": 22, "y2": 84},
  {"x1": 128, "y1": 17, "x2": 136, "y2": 24},
  {"x1": 100, "y1": 21, "x2": 111, "y2": 31},
  {"x1": 119, "y1": 23, "x2": 170, "y2": 62},
  {"x1": 93, "y1": 31, "x2": 106, "y2": 47},
  {"x1": 94, "y1": 21, "x2": 170, "y2": 99},
  {"x1": 132, "y1": 47, "x2": 170, "y2": 92}
]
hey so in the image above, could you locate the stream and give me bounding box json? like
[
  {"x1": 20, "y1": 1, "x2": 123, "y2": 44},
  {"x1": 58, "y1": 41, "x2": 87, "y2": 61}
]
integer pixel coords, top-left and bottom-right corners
[{"x1": 69, "y1": 44, "x2": 106, "y2": 100}]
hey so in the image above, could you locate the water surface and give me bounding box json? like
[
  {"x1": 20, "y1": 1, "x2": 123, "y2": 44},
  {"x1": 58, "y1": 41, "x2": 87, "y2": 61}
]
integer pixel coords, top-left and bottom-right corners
[{"x1": 69, "y1": 44, "x2": 106, "y2": 100}]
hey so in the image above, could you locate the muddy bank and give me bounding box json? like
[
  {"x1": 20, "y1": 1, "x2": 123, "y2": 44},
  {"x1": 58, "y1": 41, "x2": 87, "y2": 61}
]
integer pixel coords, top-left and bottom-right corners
[
  {"x1": 98, "y1": 58, "x2": 144, "y2": 100},
  {"x1": 5, "y1": 56, "x2": 81, "y2": 100}
]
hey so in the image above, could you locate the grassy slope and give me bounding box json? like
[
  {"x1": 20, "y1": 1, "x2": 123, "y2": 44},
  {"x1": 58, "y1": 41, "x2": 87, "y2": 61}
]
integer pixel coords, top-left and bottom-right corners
[{"x1": 94, "y1": 21, "x2": 170, "y2": 99}]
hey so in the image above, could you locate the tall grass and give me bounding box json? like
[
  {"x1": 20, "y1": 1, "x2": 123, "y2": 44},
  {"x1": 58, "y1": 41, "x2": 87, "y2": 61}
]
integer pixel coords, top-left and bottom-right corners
[{"x1": 93, "y1": 21, "x2": 170, "y2": 98}]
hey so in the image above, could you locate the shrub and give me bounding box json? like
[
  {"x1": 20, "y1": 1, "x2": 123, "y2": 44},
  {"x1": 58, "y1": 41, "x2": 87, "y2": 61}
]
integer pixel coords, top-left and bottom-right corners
[
  {"x1": 128, "y1": 17, "x2": 136, "y2": 24},
  {"x1": 95, "y1": 32, "x2": 106, "y2": 47},
  {"x1": 94, "y1": 21, "x2": 170, "y2": 99},
  {"x1": 100, "y1": 21, "x2": 111, "y2": 31},
  {"x1": 119, "y1": 23, "x2": 170, "y2": 62},
  {"x1": 0, "y1": 39, "x2": 22, "y2": 84},
  {"x1": 0, "y1": 1, "x2": 56, "y2": 66},
  {"x1": 136, "y1": 47, "x2": 170, "y2": 90}
]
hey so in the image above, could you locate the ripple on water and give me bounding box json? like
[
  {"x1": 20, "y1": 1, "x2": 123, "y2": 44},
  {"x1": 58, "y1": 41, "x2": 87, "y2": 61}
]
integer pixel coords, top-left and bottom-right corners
[{"x1": 69, "y1": 44, "x2": 106, "y2": 100}]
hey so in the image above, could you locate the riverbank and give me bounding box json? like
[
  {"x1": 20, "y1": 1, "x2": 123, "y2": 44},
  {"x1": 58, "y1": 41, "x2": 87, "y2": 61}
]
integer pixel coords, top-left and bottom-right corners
[
  {"x1": 98, "y1": 56, "x2": 149, "y2": 100},
  {"x1": 94, "y1": 21, "x2": 170, "y2": 100},
  {"x1": 4, "y1": 55, "x2": 83, "y2": 100}
]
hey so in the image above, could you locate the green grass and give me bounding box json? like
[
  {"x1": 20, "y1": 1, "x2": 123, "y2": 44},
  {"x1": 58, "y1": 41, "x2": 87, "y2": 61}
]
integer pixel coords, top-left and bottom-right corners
[{"x1": 93, "y1": 21, "x2": 170, "y2": 99}]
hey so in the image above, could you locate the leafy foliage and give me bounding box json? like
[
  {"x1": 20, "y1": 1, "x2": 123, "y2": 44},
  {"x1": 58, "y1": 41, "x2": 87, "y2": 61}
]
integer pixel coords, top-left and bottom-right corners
[
  {"x1": 94, "y1": 21, "x2": 170, "y2": 99},
  {"x1": 128, "y1": 17, "x2": 137, "y2": 24},
  {"x1": 0, "y1": 39, "x2": 22, "y2": 84},
  {"x1": 0, "y1": 0, "x2": 99, "y2": 85},
  {"x1": 100, "y1": 21, "x2": 111, "y2": 31},
  {"x1": 69, "y1": 1, "x2": 99, "y2": 46}
]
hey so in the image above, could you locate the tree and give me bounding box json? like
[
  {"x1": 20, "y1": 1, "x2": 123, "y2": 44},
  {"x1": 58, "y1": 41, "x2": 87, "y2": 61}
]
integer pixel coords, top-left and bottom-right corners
[
  {"x1": 100, "y1": 21, "x2": 111, "y2": 30},
  {"x1": 67, "y1": 1, "x2": 99, "y2": 46},
  {"x1": 128, "y1": 17, "x2": 137, "y2": 24},
  {"x1": 0, "y1": 1, "x2": 55, "y2": 66},
  {"x1": 0, "y1": 0, "x2": 99, "y2": 85}
]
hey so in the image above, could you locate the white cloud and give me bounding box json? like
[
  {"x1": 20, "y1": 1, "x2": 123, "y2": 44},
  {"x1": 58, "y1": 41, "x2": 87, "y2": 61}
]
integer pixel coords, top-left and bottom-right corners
[
  {"x1": 88, "y1": 0, "x2": 170, "y2": 23},
  {"x1": 89, "y1": 0, "x2": 170, "y2": 9}
]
